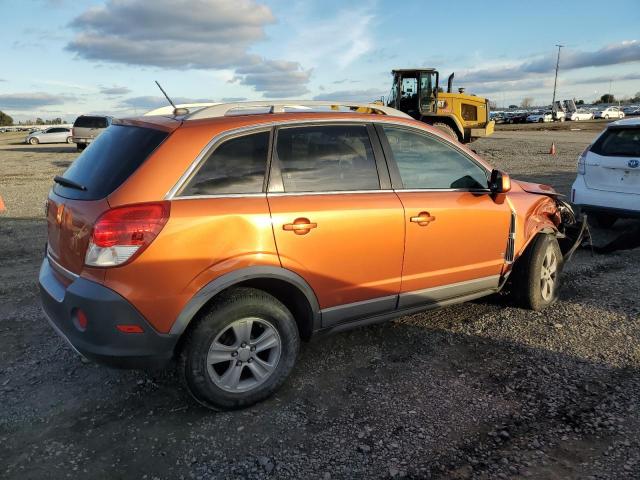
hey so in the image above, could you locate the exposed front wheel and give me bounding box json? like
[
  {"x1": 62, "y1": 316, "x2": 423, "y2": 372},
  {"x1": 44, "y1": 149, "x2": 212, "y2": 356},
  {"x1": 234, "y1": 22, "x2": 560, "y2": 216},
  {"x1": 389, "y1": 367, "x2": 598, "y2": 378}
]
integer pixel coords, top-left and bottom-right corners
[
  {"x1": 29, "y1": 137, "x2": 39, "y2": 145},
  {"x1": 179, "y1": 287, "x2": 300, "y2": 410},
  {"x1": 510, "y1": 234, "x2": 563, "y2": 311}
]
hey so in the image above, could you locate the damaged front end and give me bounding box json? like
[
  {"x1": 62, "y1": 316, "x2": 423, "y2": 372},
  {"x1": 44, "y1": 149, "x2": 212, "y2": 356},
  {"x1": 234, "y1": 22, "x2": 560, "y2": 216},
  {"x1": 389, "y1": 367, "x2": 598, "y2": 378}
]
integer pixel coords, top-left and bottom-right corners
[{"x1": 555, "y1": 198, "x2": 589, "y2": 262}]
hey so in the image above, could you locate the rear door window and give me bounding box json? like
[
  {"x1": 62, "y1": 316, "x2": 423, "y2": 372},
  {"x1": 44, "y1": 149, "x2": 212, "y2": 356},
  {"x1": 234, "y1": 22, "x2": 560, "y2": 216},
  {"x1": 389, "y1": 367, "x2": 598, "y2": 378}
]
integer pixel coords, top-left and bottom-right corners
[
  {"x1": 275, "y1": 125, "x2": 380, "y2": 192},
  {"x1": 54, "y1": 125, "x2": 168, "y2": 200},
  {"x1": 591, "y1": 127, "x2": 640, "y2": 157}
]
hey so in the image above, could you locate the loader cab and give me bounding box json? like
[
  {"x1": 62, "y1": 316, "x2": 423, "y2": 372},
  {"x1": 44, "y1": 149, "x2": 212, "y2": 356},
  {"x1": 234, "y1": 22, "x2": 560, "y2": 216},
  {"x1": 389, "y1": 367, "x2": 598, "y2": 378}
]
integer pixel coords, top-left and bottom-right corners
[{"x1": 387, "y1": 69, "x2": 439, "y2": 120}]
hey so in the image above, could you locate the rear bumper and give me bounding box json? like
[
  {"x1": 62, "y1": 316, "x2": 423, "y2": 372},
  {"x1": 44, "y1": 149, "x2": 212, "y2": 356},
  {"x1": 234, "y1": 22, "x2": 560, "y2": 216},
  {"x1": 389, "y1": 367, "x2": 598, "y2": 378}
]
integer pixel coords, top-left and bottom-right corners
[
  {"x1": 71, "y1": 137, "x2": 93, "y2": 144},
  {"x1": 572, "y1": 175, "x2": 640, "y2": 217},
  {"x1": 38, "y1": 257, "x2": 179, "y2": 368}
]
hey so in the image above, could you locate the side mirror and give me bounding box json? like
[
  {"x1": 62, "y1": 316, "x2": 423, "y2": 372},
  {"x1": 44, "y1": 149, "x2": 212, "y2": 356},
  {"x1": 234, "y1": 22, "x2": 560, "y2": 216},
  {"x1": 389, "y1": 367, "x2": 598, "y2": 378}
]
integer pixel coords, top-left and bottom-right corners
[{"x1": 489, "y1": 169, "x2": 511, "y2": 194}]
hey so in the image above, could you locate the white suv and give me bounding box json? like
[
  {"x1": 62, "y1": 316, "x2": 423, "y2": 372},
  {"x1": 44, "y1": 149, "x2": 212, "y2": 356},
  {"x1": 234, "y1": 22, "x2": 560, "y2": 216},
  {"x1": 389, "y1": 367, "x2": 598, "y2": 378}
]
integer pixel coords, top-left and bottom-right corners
[
  {"x1": 571, "y1": 118, "x2": 640, "y2": 227},
  {"x1": 594, "y1": 106, "x2": 625, "y2": 120}
]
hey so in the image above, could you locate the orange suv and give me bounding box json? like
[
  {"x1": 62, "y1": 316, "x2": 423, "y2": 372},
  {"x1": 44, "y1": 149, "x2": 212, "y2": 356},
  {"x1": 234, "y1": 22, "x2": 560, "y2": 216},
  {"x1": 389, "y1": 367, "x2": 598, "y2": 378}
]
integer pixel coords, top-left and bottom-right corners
[{"x1": 39, "y1": 101, "x2": 584, "y2": 409}]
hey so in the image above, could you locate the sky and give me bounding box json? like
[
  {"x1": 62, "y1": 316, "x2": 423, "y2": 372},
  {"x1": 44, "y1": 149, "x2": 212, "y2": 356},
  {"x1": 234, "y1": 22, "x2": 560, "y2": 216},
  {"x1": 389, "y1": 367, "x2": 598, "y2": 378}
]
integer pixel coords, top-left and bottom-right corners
[{"x1": 0, "y1": 0, "x2": 639, "y2": 121}]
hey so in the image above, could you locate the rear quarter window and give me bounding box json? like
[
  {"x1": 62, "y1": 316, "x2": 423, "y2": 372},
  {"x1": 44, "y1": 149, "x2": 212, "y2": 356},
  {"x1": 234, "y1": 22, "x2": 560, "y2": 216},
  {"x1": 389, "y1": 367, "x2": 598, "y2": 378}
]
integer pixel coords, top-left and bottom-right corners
[
  {"x1": 591, "y1": 127, "x2": 640, "y2": 157},
  {"x1": 54, "y1": 125, "x2": 168, "y2": 200}
]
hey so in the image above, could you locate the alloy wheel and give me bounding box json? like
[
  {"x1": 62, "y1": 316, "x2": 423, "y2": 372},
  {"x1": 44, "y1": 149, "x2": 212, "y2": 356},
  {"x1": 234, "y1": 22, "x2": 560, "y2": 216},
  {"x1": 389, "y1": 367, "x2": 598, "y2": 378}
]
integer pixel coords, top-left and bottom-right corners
[
  {"x1": 540, "y1": 246, "x2": 558, "y2": 301},
  {"x1": 206, "y1": 317, "x2": 281, "y2": 393}
]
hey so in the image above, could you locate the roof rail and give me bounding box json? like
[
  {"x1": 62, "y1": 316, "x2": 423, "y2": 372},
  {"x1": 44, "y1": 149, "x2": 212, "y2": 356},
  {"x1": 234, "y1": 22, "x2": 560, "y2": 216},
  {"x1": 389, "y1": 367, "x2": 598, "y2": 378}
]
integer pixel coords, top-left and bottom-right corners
[{"x1": 144, "y1": 100, "x2": 411, "y2": 120}]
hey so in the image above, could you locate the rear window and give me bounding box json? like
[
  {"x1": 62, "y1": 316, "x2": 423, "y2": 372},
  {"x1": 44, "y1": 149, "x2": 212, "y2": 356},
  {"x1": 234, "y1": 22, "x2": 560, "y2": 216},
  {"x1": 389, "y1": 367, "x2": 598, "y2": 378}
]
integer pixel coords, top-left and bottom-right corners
[
  {"x1": 591, "y1": 127, "x2": 640, "y2": 157},
  {"x1": 54, "y1": 125, "x2": 168, "y2": 200},
  {"x1": 73, "y1": 116, "x2": 108, "y2": 129}
]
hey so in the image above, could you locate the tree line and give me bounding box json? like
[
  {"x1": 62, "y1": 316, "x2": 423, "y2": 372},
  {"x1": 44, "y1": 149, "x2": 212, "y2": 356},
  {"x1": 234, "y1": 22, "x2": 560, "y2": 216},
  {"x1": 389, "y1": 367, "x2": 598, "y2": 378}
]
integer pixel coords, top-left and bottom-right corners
[{"x1": 0, "y1": 112, "x2": 67, "y2": 126}]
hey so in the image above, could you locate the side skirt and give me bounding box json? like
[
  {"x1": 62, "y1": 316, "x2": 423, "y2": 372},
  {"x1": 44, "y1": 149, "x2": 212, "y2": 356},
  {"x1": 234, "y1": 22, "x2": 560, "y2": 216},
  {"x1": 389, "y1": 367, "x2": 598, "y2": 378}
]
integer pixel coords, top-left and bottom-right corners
[{"x1": 314, "y1": 287, "x2": 498, "y2": 338}]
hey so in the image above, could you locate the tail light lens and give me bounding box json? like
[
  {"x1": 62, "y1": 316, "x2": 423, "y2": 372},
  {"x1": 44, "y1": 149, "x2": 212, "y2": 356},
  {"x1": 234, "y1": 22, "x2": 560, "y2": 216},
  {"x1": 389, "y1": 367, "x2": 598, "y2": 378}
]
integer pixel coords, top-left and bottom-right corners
[
  {"x1": 85, "y1": 202, "x2": 170, "y2": 267},
  {"x1": 577, "y1": 146, "x2": 589, "y2": 175}
]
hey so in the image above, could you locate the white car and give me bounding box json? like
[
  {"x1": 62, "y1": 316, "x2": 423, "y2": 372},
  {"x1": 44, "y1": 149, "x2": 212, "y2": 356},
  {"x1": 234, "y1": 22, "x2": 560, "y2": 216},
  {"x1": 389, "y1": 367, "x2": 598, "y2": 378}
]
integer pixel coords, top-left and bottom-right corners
[
  {"x1": 567, "y1": 109, "x2": 594, "y2": 121},
  {"x1": 24, "y1": 127, "x2": 73, "y2": 145},
  {"x1": 571, "y1": 117, "x2": 640, "y2": 227},
  {"x1": 526, "y1": 111, "x2": 553, "y2": 123},
  {"x1": 594, "y1": 106, "x2": 625, "y2": 120}
]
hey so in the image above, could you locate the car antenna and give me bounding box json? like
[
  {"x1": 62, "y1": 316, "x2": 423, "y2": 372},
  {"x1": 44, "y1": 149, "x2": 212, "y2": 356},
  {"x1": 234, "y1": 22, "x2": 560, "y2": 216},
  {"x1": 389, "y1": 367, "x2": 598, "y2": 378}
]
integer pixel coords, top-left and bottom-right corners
[{"x1": 155, "y1": 81, "x2": 189, "y2": 116}]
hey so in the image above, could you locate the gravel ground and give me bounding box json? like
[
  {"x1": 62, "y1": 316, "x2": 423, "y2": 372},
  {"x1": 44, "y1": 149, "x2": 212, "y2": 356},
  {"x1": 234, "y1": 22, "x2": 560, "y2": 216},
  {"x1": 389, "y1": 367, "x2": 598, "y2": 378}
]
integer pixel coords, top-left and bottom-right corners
[{"x1": 0, "y1": 124, "x2": 639, "y2": 480}]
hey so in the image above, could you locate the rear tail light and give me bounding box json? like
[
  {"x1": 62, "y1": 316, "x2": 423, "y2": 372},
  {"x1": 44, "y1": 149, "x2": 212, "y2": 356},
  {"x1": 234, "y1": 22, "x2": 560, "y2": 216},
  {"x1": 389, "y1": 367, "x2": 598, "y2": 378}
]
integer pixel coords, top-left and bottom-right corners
[
  {"x1": 85, "y1": 202, "x2": 170, "y2": 267},
  {"x1": 577, "y1": 146, "x2": 589, "y2": 175}
]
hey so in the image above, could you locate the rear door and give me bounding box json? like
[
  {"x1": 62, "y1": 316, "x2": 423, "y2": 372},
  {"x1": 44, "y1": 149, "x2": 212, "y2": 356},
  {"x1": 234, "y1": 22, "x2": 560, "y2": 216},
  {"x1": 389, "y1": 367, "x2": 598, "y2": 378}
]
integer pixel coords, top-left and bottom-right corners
[
  {"x1": 47, "y1": 124, "x2": 168, "y2": 275},
  {"x1": 377, "y1": 124, "x2": 511, "y2": 308},
  {"x1": 585, "y1": 126, "x2": 640, "y2": 194},
  {"x1": 267, "y1": 123, "x2": 404, "y2": 327}
]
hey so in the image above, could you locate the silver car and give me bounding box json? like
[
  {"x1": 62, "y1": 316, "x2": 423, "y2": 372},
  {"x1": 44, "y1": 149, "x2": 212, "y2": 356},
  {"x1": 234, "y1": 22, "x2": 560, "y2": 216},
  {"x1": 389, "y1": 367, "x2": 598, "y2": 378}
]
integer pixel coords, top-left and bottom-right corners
[{"x1": 24, "y1": 127, "x2": 73, "y2": 145}]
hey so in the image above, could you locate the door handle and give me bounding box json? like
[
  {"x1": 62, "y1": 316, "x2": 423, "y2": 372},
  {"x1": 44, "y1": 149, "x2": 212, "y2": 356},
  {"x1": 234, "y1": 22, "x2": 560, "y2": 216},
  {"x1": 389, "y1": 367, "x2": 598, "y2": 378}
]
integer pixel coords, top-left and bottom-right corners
[
  {"x1": 410, "y1": 211, "x2": 436, "y2": 226},
  {"x1": 283, "y1": 217, "x2": 317, "y2": 235}
]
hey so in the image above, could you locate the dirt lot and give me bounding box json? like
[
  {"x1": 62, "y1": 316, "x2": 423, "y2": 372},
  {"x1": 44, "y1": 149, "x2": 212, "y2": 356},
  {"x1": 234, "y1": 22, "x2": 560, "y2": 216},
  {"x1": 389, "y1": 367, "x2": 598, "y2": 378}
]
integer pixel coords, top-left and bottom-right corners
[{"x1": 1, "y1": 124, "x2": 639, "y2": 480}]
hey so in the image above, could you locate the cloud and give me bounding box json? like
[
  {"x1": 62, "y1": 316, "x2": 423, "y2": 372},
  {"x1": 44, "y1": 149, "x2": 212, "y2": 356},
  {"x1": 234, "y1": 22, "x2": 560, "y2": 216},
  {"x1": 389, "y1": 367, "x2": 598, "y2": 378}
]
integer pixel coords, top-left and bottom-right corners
[
  {"x1": 233, "y1": 60, "x2": 311, "y2": 98},
  {"x1": 0, "y1": 92, "x2": 77, "y2": 110},
  {"x1": 458, "y1": 40, "x2": 640, "y2": 84},
  {"x1": 118, "y1": 96, "x2": 215, "y2": 110},
  {"x1": 221, "y1": 97, "x2": 248, "y2": 102},
  {"x1": 66, "y1": 0, "x2": 311, "y2": 98},
  {"x1": 67, "y1": 0, "x2": 273, "y2": 69},
  {"x1": 281, "y1": 5, "x2": 375, "y2": 70},
  {"x1": 572, "y1": 72, "x2": 640, "y2": 85},
  {"x1": 313, "y1": 88, "x2": 386, "y2": 102},
  {"x1": 100, "y1": 85, "x2": 132, "y2": 96}
]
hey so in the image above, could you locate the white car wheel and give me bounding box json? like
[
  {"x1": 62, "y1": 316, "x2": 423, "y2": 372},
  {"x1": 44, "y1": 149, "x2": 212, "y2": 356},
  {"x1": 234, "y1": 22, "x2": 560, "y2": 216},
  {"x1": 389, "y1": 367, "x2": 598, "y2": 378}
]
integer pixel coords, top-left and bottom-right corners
[{"x1": 29, "y1": 137, "x2": 39, "y2": 145}]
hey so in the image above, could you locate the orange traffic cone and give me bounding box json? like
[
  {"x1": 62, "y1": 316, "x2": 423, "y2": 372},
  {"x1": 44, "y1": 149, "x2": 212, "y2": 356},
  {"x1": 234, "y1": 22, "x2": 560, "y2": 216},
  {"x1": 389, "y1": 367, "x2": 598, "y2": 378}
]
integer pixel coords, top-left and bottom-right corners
[
  {"x1": 0, "y1": 195, "x2": 5, "y2": 213},
  {"x1": 549, "y1": 142, "x2": 557, "y2": 155}
]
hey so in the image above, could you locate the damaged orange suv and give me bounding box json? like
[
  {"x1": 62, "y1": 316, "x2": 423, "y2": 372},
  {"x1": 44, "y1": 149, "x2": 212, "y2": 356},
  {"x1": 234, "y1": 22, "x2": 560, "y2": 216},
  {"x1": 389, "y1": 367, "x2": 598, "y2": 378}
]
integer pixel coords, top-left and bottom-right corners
[{"x1": 40, "y1": 101, "x2": 585, "y2": 409}]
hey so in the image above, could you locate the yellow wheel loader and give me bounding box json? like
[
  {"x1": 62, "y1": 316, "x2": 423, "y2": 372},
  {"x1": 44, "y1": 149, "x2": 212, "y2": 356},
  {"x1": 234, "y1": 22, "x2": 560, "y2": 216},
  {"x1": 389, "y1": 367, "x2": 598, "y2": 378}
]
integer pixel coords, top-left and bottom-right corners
[{"x1": 386, "y1": 69, "x2": 494, "y2": 143}]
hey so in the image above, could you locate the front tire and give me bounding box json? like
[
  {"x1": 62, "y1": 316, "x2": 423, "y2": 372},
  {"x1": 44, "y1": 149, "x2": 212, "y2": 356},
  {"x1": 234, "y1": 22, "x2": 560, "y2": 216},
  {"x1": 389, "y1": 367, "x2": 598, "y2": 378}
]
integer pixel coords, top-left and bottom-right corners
[
  {"x1": 29, "y1": 137, "x2": 39, "y2": 145},
  {"x1": 510, "y1": 234, "x2": 563, "y2": 311},
  {"x1": 179, "y1": 287, "x2": 300, "y2": 410}
]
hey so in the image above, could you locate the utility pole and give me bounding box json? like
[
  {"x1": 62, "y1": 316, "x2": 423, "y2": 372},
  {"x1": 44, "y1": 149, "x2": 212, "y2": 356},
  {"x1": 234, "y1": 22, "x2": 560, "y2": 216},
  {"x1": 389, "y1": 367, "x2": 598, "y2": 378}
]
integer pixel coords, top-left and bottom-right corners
[{"x1": 551, "y1": 44, "x2": 564, "y2": 108}]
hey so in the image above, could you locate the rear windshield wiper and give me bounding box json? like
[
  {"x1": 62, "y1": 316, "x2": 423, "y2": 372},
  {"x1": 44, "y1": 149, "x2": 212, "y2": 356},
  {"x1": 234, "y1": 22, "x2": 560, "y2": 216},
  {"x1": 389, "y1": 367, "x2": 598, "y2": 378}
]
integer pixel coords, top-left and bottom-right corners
[{"x1": 53, "y1": 176, "x2": 87, "y2": 191}]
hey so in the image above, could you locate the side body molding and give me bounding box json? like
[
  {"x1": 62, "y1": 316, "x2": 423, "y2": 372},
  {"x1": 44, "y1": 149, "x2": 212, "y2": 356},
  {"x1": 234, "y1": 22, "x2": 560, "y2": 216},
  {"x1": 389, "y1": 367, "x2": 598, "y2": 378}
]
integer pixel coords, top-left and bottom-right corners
[{"x1": 170, "y1": 266, "x2": 321, "y2": 335}]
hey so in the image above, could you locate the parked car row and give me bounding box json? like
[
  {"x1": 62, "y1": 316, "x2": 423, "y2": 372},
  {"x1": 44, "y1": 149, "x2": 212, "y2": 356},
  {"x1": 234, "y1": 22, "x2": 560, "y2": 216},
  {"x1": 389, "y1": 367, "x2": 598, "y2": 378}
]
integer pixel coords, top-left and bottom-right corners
[{"x1": 491, "y1": 104, "x2": 636, "y2": 124}]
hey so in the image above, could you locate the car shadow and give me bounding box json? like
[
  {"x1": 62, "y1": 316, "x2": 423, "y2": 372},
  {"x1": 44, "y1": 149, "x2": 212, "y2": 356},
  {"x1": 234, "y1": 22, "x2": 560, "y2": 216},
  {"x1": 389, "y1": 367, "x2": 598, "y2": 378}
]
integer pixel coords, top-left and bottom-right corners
[{"x1": 2, "y1": 145, "x2": 78, "y2": 153}]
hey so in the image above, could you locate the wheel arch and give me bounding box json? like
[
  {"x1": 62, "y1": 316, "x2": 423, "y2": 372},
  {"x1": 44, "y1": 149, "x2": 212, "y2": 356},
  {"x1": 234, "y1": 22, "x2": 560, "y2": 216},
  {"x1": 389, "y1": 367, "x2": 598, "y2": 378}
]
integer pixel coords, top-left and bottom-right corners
[{"x1": 170, "y1": 266, "x2": 321, "y2": 342}]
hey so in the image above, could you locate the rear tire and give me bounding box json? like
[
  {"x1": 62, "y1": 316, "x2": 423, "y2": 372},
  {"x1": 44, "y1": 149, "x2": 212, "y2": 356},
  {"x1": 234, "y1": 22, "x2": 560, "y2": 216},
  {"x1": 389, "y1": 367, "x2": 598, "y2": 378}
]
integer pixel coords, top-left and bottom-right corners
[
  {"x1": 179, "y1": 287, "x2": 300, "y2": 410},
  {"x1": 66, "y1": 137, "x2": 73, "y2": 144},
  {"x1": 510, "y1": 234, "x2": 563, "y2": 311},
  {"x1": 76, "y1": 144, "x2": 86, "y2": 151},
  {"x1": 589, "y1": 213, "x2": 617, "y2": 229},
  {"x1": 432, "y1": 122, "x2": 459, "y2": 142}
]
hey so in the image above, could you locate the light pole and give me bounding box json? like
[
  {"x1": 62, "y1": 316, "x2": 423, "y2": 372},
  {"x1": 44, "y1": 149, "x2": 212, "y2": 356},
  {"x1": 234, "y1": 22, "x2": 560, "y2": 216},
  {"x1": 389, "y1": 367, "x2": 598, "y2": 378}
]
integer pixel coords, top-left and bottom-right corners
[{"x1": 551, "y1": 44, "x2": 564, "y2": 108}]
